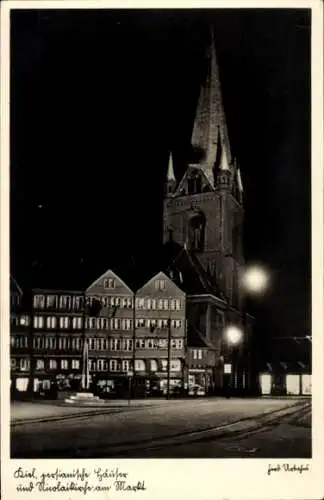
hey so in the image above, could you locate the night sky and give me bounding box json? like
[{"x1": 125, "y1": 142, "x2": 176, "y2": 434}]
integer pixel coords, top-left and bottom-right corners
[{"x1": 10, "y1": 9, "x2": 311, "y2": 341}]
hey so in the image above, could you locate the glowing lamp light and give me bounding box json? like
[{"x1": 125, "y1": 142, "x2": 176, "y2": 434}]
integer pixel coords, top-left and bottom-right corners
[
  {"x1": 225, "y1": 325, "x2": 243, "y2": 345},
  {"x1": 241, "y1": 265, "x2": 269, "y2": 295}
]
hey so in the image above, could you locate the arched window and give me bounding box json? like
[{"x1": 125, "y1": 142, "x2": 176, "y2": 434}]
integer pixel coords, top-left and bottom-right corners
[{"x1": 188, "y1": 212, "x2": 206, "y2": 252}]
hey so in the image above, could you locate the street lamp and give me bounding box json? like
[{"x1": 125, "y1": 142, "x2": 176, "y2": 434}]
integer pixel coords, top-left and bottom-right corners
[
  {"x1": 223, "y1": 325, "x2": 244, "y2": 397},
  {"x1": 240, "y1": 264, "x2": 270, "y2": 395},
  {"x1": 225, "y1": 325, "x2": 243, "y2": 346},
  {"x1": 241, "y1": 264, "x2": 270, "y2": 296}
]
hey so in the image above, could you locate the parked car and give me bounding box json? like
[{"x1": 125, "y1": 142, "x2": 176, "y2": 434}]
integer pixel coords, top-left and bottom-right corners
[{"x1": 188, "y1": 384, "x2": 205, "y2": 396}]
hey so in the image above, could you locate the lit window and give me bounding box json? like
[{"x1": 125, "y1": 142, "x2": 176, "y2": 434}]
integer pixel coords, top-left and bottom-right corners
[
  {"x1": 175, "y1": 299, "x2": 181, "y2": 311},
  {"x1": 163, "y1": 300, "x2": 169, "y2": 310},
  {"x1": 171, "y1": 319, "x2": 181, "y2": 328},
  {"x1": 59, "y1": 317, "x2": 69, "y2": 329},
  {"x1": 45, "y1": 336, "x2": 56, "y2": 349},
  {"x1": 110, "y1": 359, "x2": 118, "y2": 372},
  {"x1": 61, "y1": 359, "x2": 69, "y2": 370},
  {"x1": 113, "y1": 318, "x2": 121, "y2": 330},
  {"x1": 104, "y1": 278, "x2": 115, "y2": 289},
  {"x1": 170, "y1": 359, "x2": 181, "y2": 371},
  {"x1": 72, "y1": 296, "x2": 82, "y2": 310},
  {"x1": 123, "y1": 338, "x2": 133, "y2": 351},
  {"x1": 152, "y1": 299, "x2": 157, "y2": 310},
  {"x1": 146, "y1": 339, "x2": 154, "y2": 349},
  {"x1": 97, "y1": 359, "x2": 107, "y2": 371},
  {"x1": 155, "y1": 279, "x2": 166, "y2": 291},
  {"x1": 122, "y1": 319, "x2": 132, "y2": 330},
  {"x1": 146, "y1": 298, "x2": 152, "y2": 309},
  {"x1": 159, "y1": 339, "x2": 168, "y2": 349},
  {"x1": 161, "y1": 359, "x2": 168, "y2": 371},
  {"x1": 193, "y1": 349, "x2": 203, "y2": 360},
  {"x1": 46, "y1": 316, "x2": 56, "y2": 329},
  {"x1": 170, "y1": 299, "x2": 176, "y2": 311},
  {"x1": 147, "y1": 319, "x2": 157, "y2": 329},
  {"x1": 33, "y1": 336, "x2": 44, "y2": 349},
  {"x1": 150, "y1": 360, "x2": 158, "y2": 372},
  {"x1": 36, "y1": 359, "x2": 45, "y2": 370},
  {"x1": 122, "y1": 297, "x2": 132, "y2": 308},
  {"x1": 88, "y1": 338, "x2": 95, "y2": 350},
  {"x1": 72, "y1": 359, "x2": 80, "y2": 370},
  {"x1": 59, "y1": 295, "x2": 71, "y2": 309},
  {"x1": 46, "y1": 295, "x2": 57, "y2": 308},
  {"x1": 87, "y1": 317, "x2": 95, "y2": 329},
  {"x1": 19, "y1": 315, "x2": 29, "y2": 326},
  {"x1": 135, "y1": 318, "x2": 145, "y2": 328},
  {"x1": 137, "y1": 298, "x2": 145, "y2": 309},
  {"x1": 49, "y1": 359, "x2": 57, "y2": 370},
  {"x1": 122, "y1": 360, "x2": 132, "y2": 372},
  {"x1": 58, "y1": 337, "x2": 68, "y2": 350},
  {"x1": 71, "y1": 337, "x2": 81, "y2": 350},
  {"x1": 171, "y1": 339, "x2": 183, "y2": 349},
  {"x1": 33, "y1": 316, "x2": 44, "y2": 329},
  {"x1": 135, "y1": 359, "x2": 145, "y2": 372},
  {"x1": 20, "y1": 358, "x2": 30, "y2": 371},
  {"x1": 158, "y1": 300, "x2": 163, "y2": 310},
  {"x1": 33, "y1": 295, "x2": 45, "y2": 309},
  {"x1": 72, "y1": 317, "x2": 83, "y2": 329}
]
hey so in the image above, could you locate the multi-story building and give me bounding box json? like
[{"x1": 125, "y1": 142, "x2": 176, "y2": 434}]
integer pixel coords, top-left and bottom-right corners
[
  {"x1": 134, "y1": 271, "x2": 186, "y2": 395},
  {"x1": 10, "y1": 277, "x2": 31, "y2": 395},
  {"x1": 84, "y1": 269, "x2": 134, "y2": 395},
  {"x1": 26, "y1": 288, "x2": 85, "y2": 393},
  {"x1": 10, "y1": 270, "x2": 188, "y2": 398}
]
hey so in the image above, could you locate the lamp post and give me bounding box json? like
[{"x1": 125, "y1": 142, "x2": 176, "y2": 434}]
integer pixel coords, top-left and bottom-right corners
[
  {"x1": 224, "y1": 324, "x2": 243, "y2": 397},
  {"x1": 222, "y1": 258, "x2": 270, "y2": 397},
  {"x1": 240, "y1": 264, "x2": 270, "y2": 395}
]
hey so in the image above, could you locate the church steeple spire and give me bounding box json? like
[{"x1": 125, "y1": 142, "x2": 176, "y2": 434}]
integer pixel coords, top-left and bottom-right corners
[
  {"x1": 191, "y1": 26, "x2": 232, "y2": 187},
  {"x1": 165, "y1": 152, "x2": 176, "y2": 197},
  {"x1": 167, "y1": 152, "x2": 175, "y2": 182}
]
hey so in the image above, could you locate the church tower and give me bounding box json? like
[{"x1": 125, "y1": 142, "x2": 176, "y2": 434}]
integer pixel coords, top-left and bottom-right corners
[{"x1": 163, "y1": 29, "x2": 245, "y2": 308}]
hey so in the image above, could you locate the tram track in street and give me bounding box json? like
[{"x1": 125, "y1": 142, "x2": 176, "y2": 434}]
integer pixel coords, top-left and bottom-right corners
[{"x1": 13, "y1": 400, "x2": 309, "y2": 458}]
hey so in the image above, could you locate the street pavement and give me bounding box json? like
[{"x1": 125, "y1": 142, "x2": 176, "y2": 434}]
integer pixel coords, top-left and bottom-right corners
[{"x1": 11, "y1": 398, "x2": 311, "y2": 459}]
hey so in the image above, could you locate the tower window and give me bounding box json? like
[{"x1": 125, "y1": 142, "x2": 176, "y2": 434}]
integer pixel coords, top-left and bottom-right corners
[{"x1": 188, "y1": 213, "x2": 206, "y2": 252}]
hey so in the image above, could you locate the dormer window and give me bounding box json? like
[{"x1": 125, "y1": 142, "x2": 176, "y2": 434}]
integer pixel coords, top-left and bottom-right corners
[{"x1": 104, "y1": 278, "x2": 115, "y2": 289}]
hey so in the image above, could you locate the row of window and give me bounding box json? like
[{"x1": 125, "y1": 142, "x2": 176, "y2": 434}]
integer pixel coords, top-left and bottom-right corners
[
  {"x1": 11, "y1": 357, "x2": 182, "y2": 373},
  {"x1": 11, "y1": 336, "x2": 184, "y2": 351},
  {"x1": 33, "y1": 294, "x2": 181, "y2": 311},
  {"x1": 135, "y1": 298, "x2": 181, "y2": 311},
  {"x1": 31, "y1": 316, "x2": 183, "y2": 330},
  {"x1": 192, "y1": 349, "x2": 204, "y2": 360}
]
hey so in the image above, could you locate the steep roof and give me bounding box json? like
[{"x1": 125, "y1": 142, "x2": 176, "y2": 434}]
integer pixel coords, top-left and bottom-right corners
[
  {"x1": 187, "y1": 324, "x2": 216, "y2": 349},
  {"x1": 160, "y1": 240, "x2": 225, "y2": 299}
]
